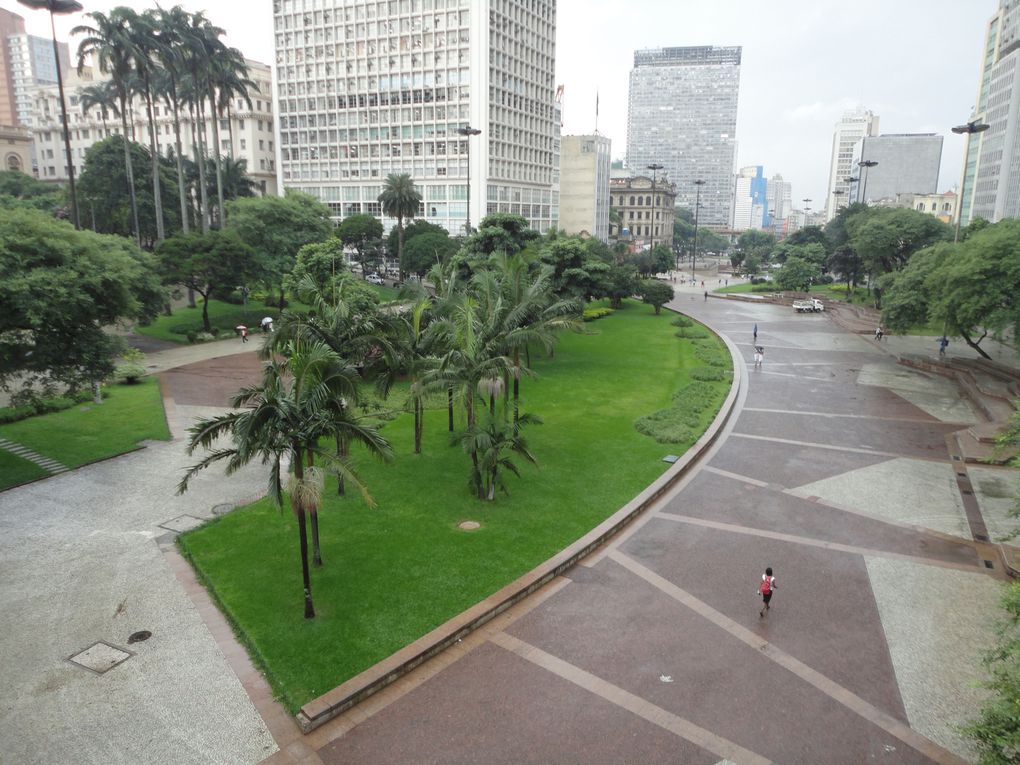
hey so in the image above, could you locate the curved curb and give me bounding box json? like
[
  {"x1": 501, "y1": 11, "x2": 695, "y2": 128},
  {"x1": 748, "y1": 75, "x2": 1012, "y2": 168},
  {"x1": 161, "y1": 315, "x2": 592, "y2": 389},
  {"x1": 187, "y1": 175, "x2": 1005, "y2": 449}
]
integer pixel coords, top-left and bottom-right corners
[{"x1": 295, "y1": 309, "x2": 745, "y2": 733}]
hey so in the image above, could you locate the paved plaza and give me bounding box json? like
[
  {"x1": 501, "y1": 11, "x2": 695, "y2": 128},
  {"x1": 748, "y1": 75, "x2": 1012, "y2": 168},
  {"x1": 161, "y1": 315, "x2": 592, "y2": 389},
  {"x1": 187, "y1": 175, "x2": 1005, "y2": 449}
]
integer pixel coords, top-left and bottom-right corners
[{"x1": 2, "y1": 293, "x2": 1018, "y2": 764}]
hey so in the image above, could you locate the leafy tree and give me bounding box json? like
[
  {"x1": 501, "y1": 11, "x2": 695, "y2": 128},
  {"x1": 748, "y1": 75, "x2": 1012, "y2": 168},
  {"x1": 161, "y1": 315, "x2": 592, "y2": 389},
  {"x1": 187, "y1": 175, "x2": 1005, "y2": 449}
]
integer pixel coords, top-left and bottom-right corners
[
  {"x1": 378, "y1": 173, "x2": 422, "y2": 279},
  {"x1": 827, "y1": 244, "x2": 865, "y2": 294},
  {"x1": 387, "y1": 219, "x2": 447, "y2": 255},
  {"x1": 285, "y1": 238, "x2": 349, "y2": 295},
  {"x1": 465, "y1": 213, "x2": 540, "y2": 257},
  {"x1": 226, "y1": 191, "x2": 332, "y2": 306},
  {"x1": 774, "y1": 256, "x2": 818, "y2": 291},
  {"x1": 736, "y1": 230, "x2": 776, "y2": 264},
  {"x1": 337, "y1": 213, "x2": 385, "y2": 278},
  {"x1": 785, "y1": 225, "x2": 830, "y2": 252},
  {"x1": 77, "y1": 136, "x2": 181, "y2": 248},
  {"x1": 156, "y1": 230, "x2": 260, "y2": 331},
  {"x1": 0, "y1": 170, "x2": 64, "y2": 215},
  {"x1": 538, "y1": 236, "x2": 609, "y2": 300},
  {"x1": 640, "y1": 279, "x2": 675, "y2": 314},
  {"x1": 742, "y1": 254, "x2": 763, "y2": 277},
  {"x1": 0, "y1": 208, "x2": 163, "y2": 400},
  {"x1": 402, "y1": 231, "x2": 458, "y2": 278},
  {"x1": 603, "y1": 263, "x2": 640, "y2": 309},
  {"x1": 632, "y1": 245, "x2": 673, "y2": 276}
]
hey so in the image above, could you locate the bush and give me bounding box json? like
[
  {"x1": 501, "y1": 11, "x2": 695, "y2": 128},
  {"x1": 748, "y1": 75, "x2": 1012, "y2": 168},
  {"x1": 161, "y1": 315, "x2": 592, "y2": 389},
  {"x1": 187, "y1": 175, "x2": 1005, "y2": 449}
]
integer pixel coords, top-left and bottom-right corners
[
  {"x1": 690, "y1": 366, "x2": 727, "y2": 382},
  {"x1": 693, "y1": 342, "x2": 729, "y2": 367},
  {"x1": 675, "y1": 326, "x2": 710, "y2": 339},
  {"x1": 114, "y1": 361, "x2": 147, "y2": 384},
  {"x1": 186, "y1": 330, "x2": 198, "y2": 344},
  {"x1": 0, "y1": 390, "x2": 92, "y2": 424},
  {"x1": 671, "y1": 315, "x2": 693, "y2": 328},
  {"x1": 673, "y1": 380, "x2": 723, "y2": 412},
  {"x1": 196, "y1": 331, "x2": 216, "y2": 342},
  {"x1": 634, "y1": 406, "x2": 699, "y2": 444},
  {"x1": 220, "y1": 290, "x2": 245, "y2": 305},
  {"x1": 583, "y1": 307, "x2": 614, "y2": 322}
]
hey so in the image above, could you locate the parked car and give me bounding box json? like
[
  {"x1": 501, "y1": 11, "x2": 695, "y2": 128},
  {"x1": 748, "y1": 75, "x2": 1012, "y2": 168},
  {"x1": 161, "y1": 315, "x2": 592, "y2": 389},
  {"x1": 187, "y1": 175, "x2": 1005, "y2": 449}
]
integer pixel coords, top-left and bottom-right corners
[
  {"x1": 792, "y1": 298, "x2": 825, "y2": 313},
  {"x1": 366, "y1": 273, "x2": 385, "y2": 285}
]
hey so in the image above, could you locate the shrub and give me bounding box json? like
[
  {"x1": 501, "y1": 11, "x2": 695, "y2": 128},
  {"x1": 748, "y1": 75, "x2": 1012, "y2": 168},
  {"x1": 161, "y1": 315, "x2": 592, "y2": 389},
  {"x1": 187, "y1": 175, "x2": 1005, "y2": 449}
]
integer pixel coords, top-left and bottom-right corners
[
  {"x1": 0, "y1": 390, "x2": 92, "y2": 424},
  {"x1": 673, "y1": 380, "x2": 723, "y2": 412},
  {"x1": 196, "y1": 332, "x2": 216, "y2": 342},
  {"x1": 583, "y1": 307, "x2": 614, "y2": 322},
  {"x1": 634, "y1": 406, "x2": 700, "y2": 443},
  {"x1": 671, "y1": 315, "x2": 693, "y2": 328},
  {"x1": 220, "y1": 290, "x2": 245, "y2": 305},
  {"x1": 690, "y1": 366, "x2": 727, "y2": 382},
  {"x1": 186, "y1": 330, "x2": 198, "y2": 344},
  {"x1": 114, "y1": 362, "x2": 147, "y2": 384},
  {"x1": 675, "y1": 326, "x2": 710, "y2": 339},
  {"x1": 693, "y1": 342, "x2": 728, "y2": 367}
]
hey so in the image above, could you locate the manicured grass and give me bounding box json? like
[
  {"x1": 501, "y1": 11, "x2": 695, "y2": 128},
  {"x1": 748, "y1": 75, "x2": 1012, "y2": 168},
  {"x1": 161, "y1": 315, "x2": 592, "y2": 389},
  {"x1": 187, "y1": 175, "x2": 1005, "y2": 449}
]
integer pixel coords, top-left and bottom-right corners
[
  {"x1": 0, "y1": 377, "x2": 171, "y2": 479},
  {"x1": 179, "y1": 300, "x2": 732, "y2": 712},
  {"x1": 138, "y1": 285, "x2": 402, "y2": 344},
  {"x1": 716, "y1": 281, "x2": 771, "y2": 294},
  {"x1": 0, "y1": 450, "x2": 48, "y2": 490}
]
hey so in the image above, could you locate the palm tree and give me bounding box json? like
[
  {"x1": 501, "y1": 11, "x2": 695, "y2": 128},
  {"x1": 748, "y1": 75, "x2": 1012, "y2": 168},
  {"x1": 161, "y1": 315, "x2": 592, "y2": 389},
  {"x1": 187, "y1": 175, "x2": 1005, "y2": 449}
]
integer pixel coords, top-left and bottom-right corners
[
  {"x1": 460, "y1": 411, "x2": 540, "y2": 501},
  {"x1": 203, "y1": 43, "x2": 252, "y2": 227},
  {"x1": 73, "y1": 8, "x2": 142, "y2": 245},
  {"x1": 179, "y1": 13, "x2": 216, "y2": 232},
  {"x1": 378, "y1": 174, "x2": 422, "y2": 280},
  {"x1": 178, "y1": 341, "x2": 392, "y2": 616},
  {"x1": 153, "y1": 6, "x2": 194, "y2": 236},
  {"x1": 77, "y1": 80, "x2": 119, "y2": 136}
]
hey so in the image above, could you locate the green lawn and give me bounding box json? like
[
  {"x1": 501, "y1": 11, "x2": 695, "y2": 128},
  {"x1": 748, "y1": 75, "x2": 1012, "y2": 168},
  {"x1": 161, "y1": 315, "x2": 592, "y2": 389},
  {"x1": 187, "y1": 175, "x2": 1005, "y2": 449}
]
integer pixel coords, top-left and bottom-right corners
[
  {"x1": 179, "y1": 300, "x2": 732, "y2": 712},
  {"x1": 0, "y1": 377, "x2": 171, "y2": 486},
  {"x1": 138, "y1": 285, "x2": 402, "y2": 344},
  {"x1": 0, "y1": 450, "x2": 48, "y2": 489}
]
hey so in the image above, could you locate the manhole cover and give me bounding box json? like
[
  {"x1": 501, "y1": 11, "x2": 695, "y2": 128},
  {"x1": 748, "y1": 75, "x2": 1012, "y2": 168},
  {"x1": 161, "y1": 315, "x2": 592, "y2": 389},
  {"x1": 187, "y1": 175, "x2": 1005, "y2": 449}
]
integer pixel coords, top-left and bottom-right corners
[
  {"x1": 127, "y1": 630, "x2": 152, "y2": 644},
  {"x1": 211, "y1": 503, "x2": 234, "y2": 516},
  {"x1": 458, "y1": 521, "x2": 481, "y2": 531},
  {"x1": 68, "y1": 641, "x2": 133, "y2": 675},
  {"x1": 159, "y1": 514, "x2": 205, "y2": 533},
  {"x1": 662, "y1": 455, "x2": 679, "y2": 464}
]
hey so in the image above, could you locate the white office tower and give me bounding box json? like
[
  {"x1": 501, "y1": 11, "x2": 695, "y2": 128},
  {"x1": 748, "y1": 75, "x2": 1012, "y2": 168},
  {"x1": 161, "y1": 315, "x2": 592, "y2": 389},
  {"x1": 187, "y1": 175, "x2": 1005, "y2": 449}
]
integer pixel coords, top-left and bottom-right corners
[
  {"x1": 963, "y1": 0, "x2": 1020, "y2": 224},
  {"x1": 273, "y1": 0, "x2": 558, "y2": 235},
  {"x1": 767, "y1": 173, "x2": 792, "y2": 224},
  {"x1": 626, "y1": 46, "x2": 741, "y2": 229},
  {"x1": 824, "y1": 107, "x2": 879, "y2": 221}
]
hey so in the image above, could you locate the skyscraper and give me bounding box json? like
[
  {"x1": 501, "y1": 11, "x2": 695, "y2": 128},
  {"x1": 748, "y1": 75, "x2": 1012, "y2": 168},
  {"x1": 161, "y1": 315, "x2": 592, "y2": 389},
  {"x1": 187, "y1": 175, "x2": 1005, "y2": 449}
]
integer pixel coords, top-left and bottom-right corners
[
  {"x1": 626, "y1": 46, "x2": 741, "y2": 229},
  {"x1": 273, "y1": 0, "x2": 558, "y2": 235},
  {"x1": 731, "y1": 165, "x2": 767, "y2": 231},
  {"x1": 824, "y1": 108, "x2": 879, "y2": 221},
  {"x1": 0, "y1": 7, "x2": 69, "y2": 128},
  {"x1": 766, "y1": 173, "x2": 792, "y2": 227},
  {"x1": 849, "y1": 134, "x2": 943, "y2": 205},
  {"x1": 559, "y1": 134, "x2": 611, "y2": 242},
  {"x1": 962, "y1": 0, "x2": 1020, "y2": 224}
]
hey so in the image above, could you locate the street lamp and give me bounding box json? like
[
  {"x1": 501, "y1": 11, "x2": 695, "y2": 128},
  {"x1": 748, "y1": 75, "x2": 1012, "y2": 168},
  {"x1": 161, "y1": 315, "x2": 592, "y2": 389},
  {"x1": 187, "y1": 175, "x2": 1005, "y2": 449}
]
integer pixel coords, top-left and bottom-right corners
[
  {"x1": 831, "y1": 188, "x2": 845, "y2": 218},
  {"x1": 456, "y1": 125, "x2": 481, "y2": 234},
  {"x1": 951, "y1": 119, "x2": 990, "y2": 242},
  {"x1": 858, "y1": 159, "x2": 878, "y2": 205},
  {"x1": 646, "y1": 163, "x2": 663, "y2": 249},
  {"x1": 691, "y1": 179, "x2": 705, "y2": 276},
  {"x1": 845, "y1": 176, "x2": 859, "y2": 205},
  {"x1": 19, "y1": 0, "x2": 83, "y2": 230}
]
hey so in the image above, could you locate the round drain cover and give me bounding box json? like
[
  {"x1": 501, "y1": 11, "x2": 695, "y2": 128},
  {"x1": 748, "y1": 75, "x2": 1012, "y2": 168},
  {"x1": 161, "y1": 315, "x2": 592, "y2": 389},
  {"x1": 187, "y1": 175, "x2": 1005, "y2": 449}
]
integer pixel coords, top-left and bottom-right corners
[
  {"x1": 458, "y1": 521, "x2": 481, "y2": 531},
  {"x1": 128, "y1": 630, "x2": 152, "y2": 644}
]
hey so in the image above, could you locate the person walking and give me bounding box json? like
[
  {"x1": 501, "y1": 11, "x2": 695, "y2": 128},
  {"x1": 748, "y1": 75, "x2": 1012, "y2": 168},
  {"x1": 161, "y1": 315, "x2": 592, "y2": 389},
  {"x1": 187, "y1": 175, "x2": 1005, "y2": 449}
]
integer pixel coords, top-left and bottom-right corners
[
  {"x1": 875, "y1": 326, "x2": 884, "y2": 341},
  {"x1": 939, "y1": 336, "x2": 949, "y2": 357},
  {"x1": 753, "y1": 345, "x2": 764, "y2": 369},
  {"x1": 758, "y1": 566, "x2": 776, "y2": 617},
  {"x1": 240, "y1": 326, "x2": 249, "y2": 343},
  {"x1": 753, "y1": 323, "x2": 758, "y2": 343},
  {"x1": 704, "y1": 290, "x2": 709, "y2": 301}
]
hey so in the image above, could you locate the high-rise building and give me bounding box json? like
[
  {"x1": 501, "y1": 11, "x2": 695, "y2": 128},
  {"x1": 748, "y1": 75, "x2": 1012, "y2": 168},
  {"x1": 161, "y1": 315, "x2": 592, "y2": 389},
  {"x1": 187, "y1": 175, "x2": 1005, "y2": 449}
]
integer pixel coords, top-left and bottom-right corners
[
  {"x1": 766, "y1": 173, "x2": 792, "y2": 228},
  {"x1": 962, "y1": 0, "x2": 1020, "y2": 224},
  {"x1": 824, "y1": 108, "x2": 879, "y2": 221},
  {"x1": 849, "y1": 134, "x2": 942, "y2": 205},
  {"x1": 31, "y1": 61, "x2": 278, "y2": 194},
  {"x1": 731, "y1": 165, "x2": 767, "y2": 231},
  {"x1": 625, "y1": 46, "x2": 741, "y2": 229},
  {"x1": 0, "y1": 9, "x2": 69, "y2": 129},
  {"x1": 559, "y1": 134, "x2": 611, "y2": 241},
  {"x1": 273, "y1": 0, "x2": 558, "y2": 235},
  {"x1": 0, "y1": 8, "x2": 26, "y2": 127}
]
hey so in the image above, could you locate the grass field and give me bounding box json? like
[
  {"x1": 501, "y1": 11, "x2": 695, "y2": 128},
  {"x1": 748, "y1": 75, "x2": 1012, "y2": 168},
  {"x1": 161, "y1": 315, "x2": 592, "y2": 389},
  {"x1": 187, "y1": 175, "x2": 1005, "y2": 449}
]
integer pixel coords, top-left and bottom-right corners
[
  {"x1": 0, "y1": 377, "x2": 171, "y2": 490},
  {"x1": 178, "y1": 300, "x2": 732, "y2": 712},
  {"x1": 0, "y1": 450, "x2": 48, "y2": 489},
  {"x1": 136, "y1": 285, "x2": 401, "y2": 344}
]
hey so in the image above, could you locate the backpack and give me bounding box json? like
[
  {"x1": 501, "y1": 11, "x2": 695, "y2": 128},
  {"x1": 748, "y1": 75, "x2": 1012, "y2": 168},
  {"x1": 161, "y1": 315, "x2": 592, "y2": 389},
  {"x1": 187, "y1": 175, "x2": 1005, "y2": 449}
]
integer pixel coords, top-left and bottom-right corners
[{"x1": 759, "y1": 576, "x2": 772, "y2": 596}]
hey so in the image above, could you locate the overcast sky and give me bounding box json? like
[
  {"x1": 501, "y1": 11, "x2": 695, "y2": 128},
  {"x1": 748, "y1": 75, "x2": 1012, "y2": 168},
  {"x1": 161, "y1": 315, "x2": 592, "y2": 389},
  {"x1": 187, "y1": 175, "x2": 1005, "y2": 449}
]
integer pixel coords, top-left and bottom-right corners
[{"x1": 6, "y1": 0, "x2": 995, "y2": 207}]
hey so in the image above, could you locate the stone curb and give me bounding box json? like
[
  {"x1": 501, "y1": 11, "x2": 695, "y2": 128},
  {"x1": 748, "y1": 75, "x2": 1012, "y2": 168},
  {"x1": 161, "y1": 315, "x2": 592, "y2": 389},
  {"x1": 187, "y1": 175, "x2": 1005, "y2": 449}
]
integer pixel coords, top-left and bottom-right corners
[{"x1": 295, "y1": 309, "x2": 745, "y2": 733}]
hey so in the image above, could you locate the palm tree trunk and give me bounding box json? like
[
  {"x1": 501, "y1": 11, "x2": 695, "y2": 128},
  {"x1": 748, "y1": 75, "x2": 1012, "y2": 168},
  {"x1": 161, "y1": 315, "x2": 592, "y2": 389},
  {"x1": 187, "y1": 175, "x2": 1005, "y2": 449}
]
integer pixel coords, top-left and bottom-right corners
[
  {"x1": 397, "y1": 216, "x2": 405, "y2": 281},
  {"x1": 447, "y1": 386, "x2": 454, "y2": 432},
  {"x1": 169, "y1": 78, "x2": 189, "y2": 236},
  {"x1": 293, "y1": 450, "x2": 316, "y2": 619},
  {"x1": 207, "y1": 84, "x2": 226, "y2": 228},
  {"x1": 335, "y1": 435, "x2": 347, "y2": 496},
  {"x1": 513, "y1": 349, "x2": 520, "y2": 435},
  {"x1": 118, "y1": 93, "x2": 141, "y2": 247},
  {"x1": 307, "y1": 448, "x2": 323, "y2": 567},
  {"x1": 142, "y1": 79, "x2": 165, "y2": 243},
  {"x1": 414, "y1": 395, "x2": 422, "y2": 454},
  {"x1": 191, "y1": 99, "x2": 210, "y2": 234}
]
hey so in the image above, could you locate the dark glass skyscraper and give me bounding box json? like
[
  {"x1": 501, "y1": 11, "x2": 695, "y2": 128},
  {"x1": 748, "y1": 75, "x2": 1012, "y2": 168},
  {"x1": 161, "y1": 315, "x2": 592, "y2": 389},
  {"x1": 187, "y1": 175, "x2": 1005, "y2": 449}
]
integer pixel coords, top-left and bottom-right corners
[{"x1": 626, "y1": 46, "x2": 741, "y2": 228}]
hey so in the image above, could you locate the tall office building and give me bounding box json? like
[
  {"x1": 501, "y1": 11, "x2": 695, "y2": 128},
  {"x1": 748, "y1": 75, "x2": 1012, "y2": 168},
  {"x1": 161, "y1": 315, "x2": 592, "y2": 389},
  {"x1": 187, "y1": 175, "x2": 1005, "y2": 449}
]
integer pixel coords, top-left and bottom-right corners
[
  {"x1": 731, "y1": 165, "x2": 767, "y2": 231},
  {"x1": 766, "y1": 173, "x2": 792, "y2": 226},
  {"x1": 0, "y1": 9, "x2": 69, "y2": 128},
  {"x1": 559, "y1": 133, "x2": 611, "y2": 241},
  {"x1": 0, "y1": 8, "x2": 25, "y2": 126},
  {"x1": 849, "y1": 134, "x2": 942, "y2": 205},
  {"x1": 824, "y1": 107, "x2": 879, "y2": 221},
  {"x1": 273, "y1": 0, "x2": 558, "y2": 235},
  {"x1": 626, "y1": 46, "x2": 741, "y2": 229},
  {"x1": 962, "y1": 0, "x2": 1020, "y2": 224}
]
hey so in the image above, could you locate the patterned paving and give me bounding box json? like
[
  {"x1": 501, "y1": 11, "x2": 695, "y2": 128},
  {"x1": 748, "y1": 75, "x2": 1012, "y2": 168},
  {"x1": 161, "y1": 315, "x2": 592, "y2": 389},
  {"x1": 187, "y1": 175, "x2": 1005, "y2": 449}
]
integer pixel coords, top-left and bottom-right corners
[{"x1": 0, "y1": 436, "x2": 67, "y2": 475}]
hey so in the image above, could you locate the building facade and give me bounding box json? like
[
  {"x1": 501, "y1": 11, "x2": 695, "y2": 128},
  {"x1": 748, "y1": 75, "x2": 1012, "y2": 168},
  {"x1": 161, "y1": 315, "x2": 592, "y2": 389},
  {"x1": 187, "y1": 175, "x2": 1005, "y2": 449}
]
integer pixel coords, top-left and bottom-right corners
[
  {"x1": 849, "y1": 134, "x2": 943, "y2": 205},
  {"x1": 731, "y1": 165, "x2": 767, "y2": 231},
  {"x1": 824, "y1": 107, "x2": 879, "y2": 221},
  {"x1": 30, "y1": 61, "x2": 277, "y2": 193},
  {"x1": 0, "y1": 123, "x2": 31, "y2": 172},
  {"x1": 888, "y1": 190, "x2": 957, "y2": 224},
  {"x1": 766, "y1": 173, "x2": 792, "y2": 229},
  {"x1": 559, "y1": 133, "x2": 610, "y2": 241},
  {"x1": 273, "y1": 0, "x2": 558, "y2": 235},
  {"x1": 625, "y1": 45, "x2": 741, "y2": 229},
  {"x1": 608, "y1": 172, "x2": 676, "y2": 249},
  {"x1": 963, "y1": 0, "x2": 1020, "y2": 224}
]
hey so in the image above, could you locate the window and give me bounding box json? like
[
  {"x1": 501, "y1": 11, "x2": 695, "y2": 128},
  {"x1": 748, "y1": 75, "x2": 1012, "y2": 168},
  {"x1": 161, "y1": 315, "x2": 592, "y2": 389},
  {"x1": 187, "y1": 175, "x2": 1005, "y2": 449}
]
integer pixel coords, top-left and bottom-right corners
[
  {"x1": 240, "y1": 139, "x2": 247, "y2": 150},
  {"x1": 238, "y1": 119, "x2": 245, "y2": 130},
  {"x1": 220, "y1": 119, "x2": 229, "y2": 130},
  {"x1": 221, "y1": 139, "x2": 230, "y2": 150}
]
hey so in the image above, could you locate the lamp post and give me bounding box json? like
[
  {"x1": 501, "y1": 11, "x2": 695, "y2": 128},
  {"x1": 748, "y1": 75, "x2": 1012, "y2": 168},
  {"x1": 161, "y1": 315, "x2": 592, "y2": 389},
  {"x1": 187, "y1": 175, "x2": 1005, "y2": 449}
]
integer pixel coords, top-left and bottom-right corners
[
  {"x1": 802, "y1": 198, "x2": 812, "y2": 227},
  {"x1": 951, "y1": 119, "x2": 990, "y2": 243},
  {"x1": 858, "y1": 159, "x2": 878, "y2": 205},
  {"x1": 456, "y1": 125, "x2": 481, "y2": 234},
  {"x1": 845, "y1": 176, "x2": 859, "y2": 205},
  {"x1": 646, "y1": 163, "x2": 663, "y2": 249},
  {"x1": 831, "y1": 188, "x2": 845, "y2": 219},
  {"x1": 19, "y1": 0, "x2": 83, "y2": 230},
  {"x1": 691, "y1": 179, "x2": 705, "y2": 276}
]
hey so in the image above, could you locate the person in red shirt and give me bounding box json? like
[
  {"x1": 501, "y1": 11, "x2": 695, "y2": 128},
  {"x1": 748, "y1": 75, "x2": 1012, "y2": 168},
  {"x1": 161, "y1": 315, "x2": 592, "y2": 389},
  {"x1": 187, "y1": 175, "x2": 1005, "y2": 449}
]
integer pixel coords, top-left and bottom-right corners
[{"x1": 759, "y1": 566, "x2": 777, "y2": 617}]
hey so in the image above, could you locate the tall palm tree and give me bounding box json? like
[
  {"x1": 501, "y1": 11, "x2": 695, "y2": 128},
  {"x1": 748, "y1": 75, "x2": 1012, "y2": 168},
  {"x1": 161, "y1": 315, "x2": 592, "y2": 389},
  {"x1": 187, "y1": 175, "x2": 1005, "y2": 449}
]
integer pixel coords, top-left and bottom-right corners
[
  {"x1": 73, "y1": 9, "x2": 142, "y2": 246},
  {"x1": 77, "y1": 80, "x2": 119, "y2": 136},
  {"x1": 178, "y1": 341, "x2": 392, "y2": 616},
  {"x1": 153, "y1": 6, "x2": 193, "y2": 236},
  {"x1": 378, "y1": 174, "x2": 422, "y2": 280},
  {"x1": 203, "y1": 42, "x2": 251, "y2": 227},
  {"x1": 179, "y1": 13, "x2": 216, "y2": 232}
]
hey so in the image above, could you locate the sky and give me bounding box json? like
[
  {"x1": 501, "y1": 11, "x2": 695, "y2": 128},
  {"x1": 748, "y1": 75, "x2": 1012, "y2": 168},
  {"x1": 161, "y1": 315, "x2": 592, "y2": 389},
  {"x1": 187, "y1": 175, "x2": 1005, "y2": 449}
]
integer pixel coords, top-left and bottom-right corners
[{"x1": 4, "y1": 0, "x2": 996, "y2": 208}]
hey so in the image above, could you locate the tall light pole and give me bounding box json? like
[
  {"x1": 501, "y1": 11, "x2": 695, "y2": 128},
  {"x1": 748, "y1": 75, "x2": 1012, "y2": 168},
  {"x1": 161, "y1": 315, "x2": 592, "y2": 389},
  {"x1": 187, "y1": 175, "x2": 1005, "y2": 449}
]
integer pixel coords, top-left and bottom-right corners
[
  {"x1": 646, "y1": 163, "x2": 663, "y2": 249},
  {"x1": 456, "y1": 125, "x2": 481, "y2": 234},
  {"x1": 19, "y1": 0, "x2": 83, "y2": 230},
  {"x1": 802, "y1": 198, "x2": 812, "y2": 226},
  {"x1": 845, "y1": 176, "x2": 859, "y2": 205},
  {"x1": 691, "y1": 179, "x2": 705, "y2": 276},
  {"x1": 951, "y1": 119, "x2": 990, "y2": 243},
  {"x1": 858, "y1": 159, "x2": 878, "y2": 205},
  {"x1": 831, "y1": 188, "x2": 845, "y2": 219}
]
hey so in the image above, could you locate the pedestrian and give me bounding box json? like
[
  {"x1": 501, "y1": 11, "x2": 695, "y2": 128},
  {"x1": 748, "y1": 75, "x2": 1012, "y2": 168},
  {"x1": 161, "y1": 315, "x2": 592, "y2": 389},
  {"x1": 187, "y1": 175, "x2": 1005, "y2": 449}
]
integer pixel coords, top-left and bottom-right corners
[
  {"x1": 875, "y1": 326, "x2": 883, "y2": 341},
  {"x1": 725, "y1": 279, "x2": 729, "y2": 286},
  {"x1": 700, "y1": 280, "x2": 705, "y2": 288},
  {"x1": 753, "y1": 323, "x2": 758, "y2": 342},
  {"x1": 758, "y1": 566, "x2": 776, "y2": 617},
  {"x1": 939, "y1": 336, "x2": 949, "y2": 357},
  {"x1": 261, "y1": 316, "x2": 274, "y2": 334},
  {"x1": 240, "y1": 326, "x2": 248, "y2": 343},
  {"x1": 704, "y1": 290, "x2": 709, "y2": 301},
  {"x1": 753, "y1": 345, "x2": 764, "y2": 368}
]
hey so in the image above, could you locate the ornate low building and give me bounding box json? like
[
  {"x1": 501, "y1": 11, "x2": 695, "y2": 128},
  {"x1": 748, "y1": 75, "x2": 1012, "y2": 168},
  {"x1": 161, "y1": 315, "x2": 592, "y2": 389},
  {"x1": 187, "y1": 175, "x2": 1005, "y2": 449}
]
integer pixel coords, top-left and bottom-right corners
[
  {"x1": 0, "y1": 123, "x2": 31, "y2": 173},
  {"x1": 608, "y1": 171, "x2": 676, "y2": 250}
]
